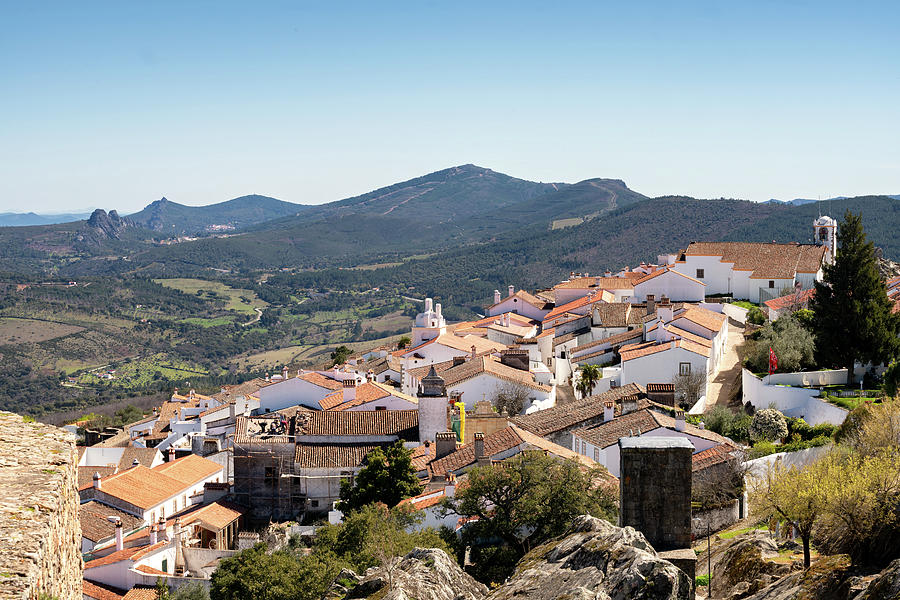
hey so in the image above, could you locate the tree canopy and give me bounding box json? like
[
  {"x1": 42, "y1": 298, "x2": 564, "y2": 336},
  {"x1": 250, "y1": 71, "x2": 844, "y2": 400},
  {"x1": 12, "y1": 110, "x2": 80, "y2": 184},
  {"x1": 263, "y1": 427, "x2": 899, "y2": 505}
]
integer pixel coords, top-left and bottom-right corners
[
  {"x1": 746, "y1": 315, "x2": 816, "y2": 374},
  {"x1": 810, "y1": 210, "x2": 899, "y2": 385},
  {"x1": 445, "y1": 451, "x2": 617, "y2": 583},
  {"x1": 339, "y1": 441, "x2": 421, "y2": 512}
]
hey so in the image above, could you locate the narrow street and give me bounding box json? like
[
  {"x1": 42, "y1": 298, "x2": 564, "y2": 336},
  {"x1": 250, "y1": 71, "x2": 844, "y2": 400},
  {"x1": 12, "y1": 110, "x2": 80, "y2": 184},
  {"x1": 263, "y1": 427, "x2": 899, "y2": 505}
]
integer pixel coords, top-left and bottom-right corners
[{"x1": 706, "y1": 320, "x2": 744, "y2": 409}]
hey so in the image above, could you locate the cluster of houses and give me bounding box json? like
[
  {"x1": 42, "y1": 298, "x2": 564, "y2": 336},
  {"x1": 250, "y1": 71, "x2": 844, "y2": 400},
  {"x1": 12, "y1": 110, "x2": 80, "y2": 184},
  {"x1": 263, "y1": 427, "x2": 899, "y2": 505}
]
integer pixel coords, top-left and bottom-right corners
[{"x1": 80, "y1": 229, "x2": 841, "y2": 599}]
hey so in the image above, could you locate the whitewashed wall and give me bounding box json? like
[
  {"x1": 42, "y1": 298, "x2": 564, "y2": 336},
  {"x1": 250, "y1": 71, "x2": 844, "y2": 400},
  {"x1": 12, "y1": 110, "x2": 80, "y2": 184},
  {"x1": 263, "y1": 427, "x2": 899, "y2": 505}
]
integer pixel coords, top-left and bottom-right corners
[{"x1": 741, "y1": 370, "x2": 848, "y2": 426}]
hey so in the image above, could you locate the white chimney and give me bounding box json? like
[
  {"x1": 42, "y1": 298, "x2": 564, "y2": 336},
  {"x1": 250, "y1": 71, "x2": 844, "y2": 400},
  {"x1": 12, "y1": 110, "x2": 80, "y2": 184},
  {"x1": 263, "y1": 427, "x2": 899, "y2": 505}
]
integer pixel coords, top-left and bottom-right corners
[
  {"x1": 470, "y1": 345, "x2": 477, "y2": 360},
  {"x1": 342, "y1": 378, "x2": 357, "y2": 402},
  {"x1": 425, "y1": 297, "x2": 433, "y2": 312},
  {"x1": 189, "y1": 389, "x2": 195, "y2": 399},
  {"x1": 494, "y1": 290, "x2": 501, "y2": 304},
  {"x1": 675, "y1": 410, "x2": 686, "y2": 432},
  {"x1": 150, "y1": 520, "x2": 158, "y2": 545},
  {"x1": 92, "y1": 472, "x2": 102, "y2": 490},
  {"x1": 229, "y1": 402, "x2": 236, "y2": 420},
  {"x1": 265, "y1": 372, "x2": 270, "y2": 382},
  {"x1": 508, "y1": 285, "x2": 514, "y2": 298},
  {"x1": 114, "y1": 518, "x2": 123, "y2": 551},
  {"x1": 435, "y1": 303, "x2": 442, "y2": 320},
  {"x1": 158, "y1": 517, "x2": 166, "y2": 541},
  {"x1": 604, "y1": 401, "x2": 615, "y2": 422},
  {"x1": 282, "y1": 366, "x2": 289, "y2": 380}
]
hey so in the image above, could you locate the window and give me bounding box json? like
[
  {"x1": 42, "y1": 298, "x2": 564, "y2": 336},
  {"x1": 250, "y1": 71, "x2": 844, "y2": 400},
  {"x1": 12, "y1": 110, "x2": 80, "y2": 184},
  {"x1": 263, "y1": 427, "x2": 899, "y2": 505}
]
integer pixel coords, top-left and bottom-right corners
[
  {"x1": 173, "y1": 499, "x2": 177, "y2": 513},
  {"x1": 696, "y1": 268, "x2": 704, "y2": 279},
  {"x1": 769, "y1": 280, "x2": 775, "y2": 288},
  {"x1": 679, "y1": 362, "x2": 691, "y2": 376},
  {"x1": 593, "y1": 448, "x2": 600, "y2": 461},
  {"x1": 161, "y1": 559, "x2": 168, "y2": 573},
  {"x1": 150, "y1": 511, "x2": 155, "y2": 523},
  {"x1": 310, "y1": 500, "x2": 319, "y2": 508}
]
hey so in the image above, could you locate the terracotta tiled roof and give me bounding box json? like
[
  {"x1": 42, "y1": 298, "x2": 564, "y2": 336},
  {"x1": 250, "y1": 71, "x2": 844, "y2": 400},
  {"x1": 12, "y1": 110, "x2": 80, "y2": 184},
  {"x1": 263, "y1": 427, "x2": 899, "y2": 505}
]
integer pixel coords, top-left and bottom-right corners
[
  {"x1": 764, "y1": 288, "x2": 816, "y2": 311},
  {"x1": 153, "y1": 454, "x2": 224, "y2": 487},
  {"x1": 320, "y1": 381, "x2": 418, "y2": 411},
  {"x1": 90, "y1": 455, "x2": 222, "y2": 509},
  {"x1": 635, "y1": 267, "x2": 705, "y2": 286},
  {"x1": 692, "y1": 444, "x2": 737, "y2": 472},
  {"x1": 673, "y1": 307, "x2": 727, "y2": 332},
  {"x1": 663, "y1": 324, "x2": 713, "y2": 347},
  {"x1": 84, "y1": 540, "x2": 169, "y2": 569},
  {"x1": 573, "y1": 407, "x2": 734, "y2": 449},
  {"x1": 680, "y1": 242, "x2": 826, "y2": 278},
  {"x1": 79, "y1": 501, "x2": 145, "y2": 542},
  {"x1": 410, "y1": 442, "x2": 436, "y2": 472},
  {"x1": 571, "y1": 329, "x2": 642, "y2": 354},
  {"x1": 409, "y1": 355, "x2": 549, "y2": 393},
  {"x1": 122, "y1": 586, "x2": 160, "y2": 600},
  {"x1": 619, "y1": 338, "x2": 710, "y2": 361},
  {"x1": 510, "y1": 384, "x2": 646, "y2": 437},
  {"x1": 176, "y1": 500, "x2": 245, "y2": 530},
  {"x1": 488, "y1": 290, "x2": 551, "y2": 310},
  {"x1": 399, "y1": 487, "x2": 450, "y2": 510},
  {"x1": 82, "y1": 580, "x2": 125, "y2": 600},
  {"x1": 79, "y1": 465, "x2": 118, "y2": 491},
  {"x1": 429, "y1": 427, "x2": 525, "y2": 476},
  {"x1": 294, "y1": 443, "x2": 387, "y2": 468},
  {"x1": 213, "y1": 377, "x2": 273, "y2": 402},
  {"x1": 646, "y1": 383, "x2": 675, "y2": 393},
  {"x1": 295, "y1": 409, "x2": 419, "y2": 438},
  {"x1": 299, "y1": 372, "x2": 344, "y2": 390},
  {"x1": 543, "y1": 295, "x2": 603, "y2": 322},
  {"x1": 594, "y1": 303, "x2": 645, "y2": 327}
]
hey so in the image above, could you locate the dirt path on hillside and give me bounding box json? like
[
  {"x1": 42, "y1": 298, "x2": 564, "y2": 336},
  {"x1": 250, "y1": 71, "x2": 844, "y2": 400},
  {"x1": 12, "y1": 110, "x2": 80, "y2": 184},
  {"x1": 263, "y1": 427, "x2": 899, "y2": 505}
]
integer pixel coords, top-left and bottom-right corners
[{"x1": 706, "y1": 321, "x2": 744, "y2": 409}]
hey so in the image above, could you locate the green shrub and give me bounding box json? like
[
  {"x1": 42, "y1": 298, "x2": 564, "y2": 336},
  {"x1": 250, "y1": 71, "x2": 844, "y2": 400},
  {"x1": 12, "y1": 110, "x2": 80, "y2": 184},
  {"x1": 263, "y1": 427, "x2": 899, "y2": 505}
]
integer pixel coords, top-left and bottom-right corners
[
  {"x1": 750, "y1": 409, "x2": 788, "y2": 442},
  {"x1": 695, "y1": 574, "x2": 711, "y2": 587},
  {"x1": 748, "y1": 441, "x2": 777, "y2": 459},
  {"x1": 747, "y1": 306, "x2": 766, "y2": 325}
]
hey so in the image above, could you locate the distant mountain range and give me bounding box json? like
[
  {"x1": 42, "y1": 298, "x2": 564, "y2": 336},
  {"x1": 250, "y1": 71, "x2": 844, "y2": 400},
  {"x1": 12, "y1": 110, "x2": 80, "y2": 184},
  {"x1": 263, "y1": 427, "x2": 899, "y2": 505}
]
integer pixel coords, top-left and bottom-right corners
[
  {"x1": 0, "y1": 211, "x2": 93, "y2": 227},
  {"x1": 127, "y1": 195, "x2": 308, "y2": 235},
  {"x1": 0, "y1": 164, "x2": 898, "y2": 278}
]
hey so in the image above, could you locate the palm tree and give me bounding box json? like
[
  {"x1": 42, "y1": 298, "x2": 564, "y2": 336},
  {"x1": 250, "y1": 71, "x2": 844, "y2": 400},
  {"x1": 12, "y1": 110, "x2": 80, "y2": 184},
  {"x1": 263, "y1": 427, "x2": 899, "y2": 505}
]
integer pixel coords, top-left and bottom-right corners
[{"x1": 576, "y1": 364, "x2": 602, "y2": 398}]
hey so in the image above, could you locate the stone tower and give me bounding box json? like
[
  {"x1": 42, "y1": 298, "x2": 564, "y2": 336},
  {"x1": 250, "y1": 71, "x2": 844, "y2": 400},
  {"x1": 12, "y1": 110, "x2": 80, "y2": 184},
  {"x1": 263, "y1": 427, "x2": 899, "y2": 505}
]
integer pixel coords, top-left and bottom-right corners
[
  {"x1": 619, "y1": 436, "x2": 693, "y2": 550},
  {"x1": 814, "y1": 215, "x2": 837, "y2": 264},
  {"x1": 417, "y1": 366, "x2": 448, "y2": 444}
]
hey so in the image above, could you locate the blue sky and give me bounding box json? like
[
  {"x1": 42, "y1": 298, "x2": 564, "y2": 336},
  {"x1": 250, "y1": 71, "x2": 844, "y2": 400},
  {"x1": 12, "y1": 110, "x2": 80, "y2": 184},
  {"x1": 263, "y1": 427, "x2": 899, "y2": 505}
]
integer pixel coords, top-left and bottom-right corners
[{"x1": 1, "y1": 1, "x2": 898, "y2": 213}]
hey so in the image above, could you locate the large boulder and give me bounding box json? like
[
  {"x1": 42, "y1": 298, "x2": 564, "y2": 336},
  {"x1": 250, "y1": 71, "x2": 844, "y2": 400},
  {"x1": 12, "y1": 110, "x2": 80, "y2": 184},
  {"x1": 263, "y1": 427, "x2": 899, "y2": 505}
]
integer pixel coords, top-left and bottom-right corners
[
  {"x1": 853, "y1": 558, "x2": 900, "y2": 600},
  {"x1": 741, "y1": 555, "x2": 852, "y2": 600},
  {"x1": 488, "y1": 515, "x2": 692, "y2": 600},
  {"x1": 699, "y1": 531, "x2": 791, "y2": 596},
  {"x1": 343, "y1": 547, "x2": 487, "y2": 600}
]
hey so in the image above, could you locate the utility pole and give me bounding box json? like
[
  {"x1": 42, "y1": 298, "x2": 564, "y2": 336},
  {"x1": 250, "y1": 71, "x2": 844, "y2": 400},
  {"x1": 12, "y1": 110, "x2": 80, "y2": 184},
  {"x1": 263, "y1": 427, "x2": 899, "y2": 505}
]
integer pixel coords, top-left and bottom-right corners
[{"x1": 707, "y1": 521, "x2": 712, "y2": 597}]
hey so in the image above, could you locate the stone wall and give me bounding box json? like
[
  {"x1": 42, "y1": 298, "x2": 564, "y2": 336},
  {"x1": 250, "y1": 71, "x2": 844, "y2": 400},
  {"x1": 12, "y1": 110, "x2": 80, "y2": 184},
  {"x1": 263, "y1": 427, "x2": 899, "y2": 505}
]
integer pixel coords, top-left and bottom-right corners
[{"x1": 0, "y1": 412, "x2": 82, "y2": 600}]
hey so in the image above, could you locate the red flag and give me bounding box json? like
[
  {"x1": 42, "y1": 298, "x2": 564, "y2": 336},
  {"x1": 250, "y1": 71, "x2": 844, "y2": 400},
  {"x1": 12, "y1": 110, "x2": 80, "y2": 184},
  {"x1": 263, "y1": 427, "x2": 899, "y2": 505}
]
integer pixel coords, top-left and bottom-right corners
[{"x1": 769, "y1": 347, "x2": 778, "y2": 375}]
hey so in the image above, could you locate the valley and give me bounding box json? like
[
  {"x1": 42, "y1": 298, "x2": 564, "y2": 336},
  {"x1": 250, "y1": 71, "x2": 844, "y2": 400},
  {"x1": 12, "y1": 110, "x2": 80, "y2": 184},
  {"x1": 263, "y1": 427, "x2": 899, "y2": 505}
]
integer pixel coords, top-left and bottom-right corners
[{"x1": 0, "y1": 165, "x2": 898, "y2": 421}]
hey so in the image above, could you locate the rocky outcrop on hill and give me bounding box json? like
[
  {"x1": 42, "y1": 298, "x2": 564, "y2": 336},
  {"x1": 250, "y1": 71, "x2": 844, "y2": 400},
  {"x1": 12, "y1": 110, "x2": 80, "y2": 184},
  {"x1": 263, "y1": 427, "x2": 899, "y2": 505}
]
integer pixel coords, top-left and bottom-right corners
[
  {"x1": 488, "y1": 515, "x2": 692, "y2": 600},
  {"x1": 85, "y1": 208, "x2": 130, "y2": 239},
  {"x1": 327, "y1": 516, "x2": 694, "y2": 600},
  {"x1": 739, "y1": 555, "x2": 852, "y2": 600},
  {"x1": 876, "y1": 253, "x2": 900, "y2": 279},
  {"x1": 333, "y1": 547, "x2": 487, "y2": 600}
]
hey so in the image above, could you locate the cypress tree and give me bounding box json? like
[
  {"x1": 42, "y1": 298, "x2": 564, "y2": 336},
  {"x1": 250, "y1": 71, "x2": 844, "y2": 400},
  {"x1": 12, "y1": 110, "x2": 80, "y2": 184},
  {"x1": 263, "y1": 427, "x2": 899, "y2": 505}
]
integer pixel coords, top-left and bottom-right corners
[{"x1": 810, "y1": 210, "x2": 899, "y2": 385}]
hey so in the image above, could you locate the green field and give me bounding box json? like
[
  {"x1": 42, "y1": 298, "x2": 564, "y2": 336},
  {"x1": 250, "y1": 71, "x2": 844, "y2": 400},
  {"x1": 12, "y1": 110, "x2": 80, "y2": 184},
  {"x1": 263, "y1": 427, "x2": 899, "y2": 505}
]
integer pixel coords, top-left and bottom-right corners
[
  {"x1": 76, "y1": 353, "x2": 209, "y2": 388},
  {"x1": 153, "y1": 278, "x2": 266, "y2": 315}
]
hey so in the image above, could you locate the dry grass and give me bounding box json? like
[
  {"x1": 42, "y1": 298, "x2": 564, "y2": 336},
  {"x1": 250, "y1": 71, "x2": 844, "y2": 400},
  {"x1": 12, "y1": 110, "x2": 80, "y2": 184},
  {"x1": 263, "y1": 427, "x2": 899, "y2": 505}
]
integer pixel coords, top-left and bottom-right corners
[{"x1": 0, "y1": 317, "x2": 84, "y2": 344}]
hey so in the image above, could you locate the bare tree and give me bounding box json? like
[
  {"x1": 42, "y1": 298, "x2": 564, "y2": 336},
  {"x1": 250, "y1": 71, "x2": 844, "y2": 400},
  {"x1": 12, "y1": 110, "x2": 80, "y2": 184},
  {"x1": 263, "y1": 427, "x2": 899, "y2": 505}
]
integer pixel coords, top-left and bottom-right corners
[
  {"x1": 672, "y1": 369, "x2": 706, "y2": 409},
  {"x1": 692, "y1": 449, "x2": 750, "y2": 508},
  {"x1": 493, "y1": 381, "x2": 532, "y2": 415}
]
